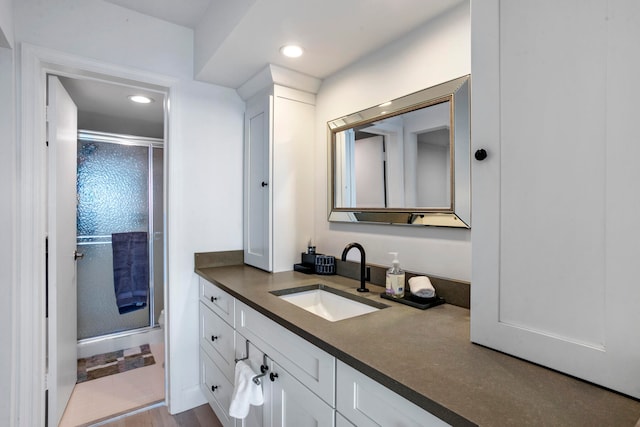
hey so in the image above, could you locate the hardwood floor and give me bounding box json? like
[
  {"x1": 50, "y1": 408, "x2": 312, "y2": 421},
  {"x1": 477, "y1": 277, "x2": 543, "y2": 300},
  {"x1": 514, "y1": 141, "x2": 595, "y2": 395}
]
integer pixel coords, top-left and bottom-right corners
[{"x1": 96, "y1": 404, "x2": 222, "y2": 427}]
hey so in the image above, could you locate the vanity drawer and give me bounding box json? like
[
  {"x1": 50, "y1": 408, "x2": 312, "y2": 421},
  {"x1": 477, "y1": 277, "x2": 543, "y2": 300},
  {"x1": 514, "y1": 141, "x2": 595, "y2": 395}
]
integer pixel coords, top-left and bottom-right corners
[
  {"x1": 200, "y1": 302, "x2": 235, "y2": 382},
  {"x1": 235, "y1": 300, "x2": 335, "y2": 406},
  {"x1": 200, "y1": 277, "x2": 235, "y2": 326},
  {"x1": 201, "y1": 350, "x2": 235, "y2": 427},
  {"x1": 336, "y1": 361, "x2": 450, "y2": 427}
]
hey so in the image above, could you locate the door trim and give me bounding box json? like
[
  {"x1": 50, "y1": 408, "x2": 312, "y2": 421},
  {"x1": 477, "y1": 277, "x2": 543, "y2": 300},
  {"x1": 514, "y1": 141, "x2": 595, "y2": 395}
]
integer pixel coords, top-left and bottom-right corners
[{"x1": 17, "y1": 43, "x2": 175, "y2": 427}]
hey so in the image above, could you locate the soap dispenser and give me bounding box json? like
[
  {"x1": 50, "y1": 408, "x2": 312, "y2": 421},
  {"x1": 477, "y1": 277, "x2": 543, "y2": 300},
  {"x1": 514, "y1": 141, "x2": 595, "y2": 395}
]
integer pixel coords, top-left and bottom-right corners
[{"x1": 385, "y1": 252, "x2": 405, "y2": 299}]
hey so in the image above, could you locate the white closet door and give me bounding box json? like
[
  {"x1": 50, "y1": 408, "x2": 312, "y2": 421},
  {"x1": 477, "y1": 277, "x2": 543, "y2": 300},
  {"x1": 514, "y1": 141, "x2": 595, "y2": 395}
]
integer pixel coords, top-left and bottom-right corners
[{"x1": 471, "y1": 0, "x2": 640, "y2": 399}]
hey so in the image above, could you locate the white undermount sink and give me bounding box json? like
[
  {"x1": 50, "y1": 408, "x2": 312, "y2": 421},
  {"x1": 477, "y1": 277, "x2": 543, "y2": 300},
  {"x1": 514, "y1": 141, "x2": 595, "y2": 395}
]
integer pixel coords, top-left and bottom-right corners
[{"x1": 271, "y1": 284, "x2": 389, "y2": 322}]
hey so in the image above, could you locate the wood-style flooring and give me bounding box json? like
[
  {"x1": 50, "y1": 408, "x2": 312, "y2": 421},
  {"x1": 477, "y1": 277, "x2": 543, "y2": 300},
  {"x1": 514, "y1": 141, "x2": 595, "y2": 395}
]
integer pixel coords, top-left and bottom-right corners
[{"x1": 97, "y1": 404, "x2": 222, "y2": 427}]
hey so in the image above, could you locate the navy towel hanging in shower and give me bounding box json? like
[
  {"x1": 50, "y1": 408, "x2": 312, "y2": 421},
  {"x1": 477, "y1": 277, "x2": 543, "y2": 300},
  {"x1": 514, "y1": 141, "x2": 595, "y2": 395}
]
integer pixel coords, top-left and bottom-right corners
[{"x1": 112, "y1": 231, "x2": 149, "y2": 314}]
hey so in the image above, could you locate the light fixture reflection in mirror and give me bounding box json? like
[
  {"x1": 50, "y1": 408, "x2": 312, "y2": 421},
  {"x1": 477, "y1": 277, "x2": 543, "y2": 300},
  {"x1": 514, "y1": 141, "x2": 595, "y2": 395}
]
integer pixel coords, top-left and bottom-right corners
[{"x1": 328, "y1": 75, "x2": 470, "y2": 228}]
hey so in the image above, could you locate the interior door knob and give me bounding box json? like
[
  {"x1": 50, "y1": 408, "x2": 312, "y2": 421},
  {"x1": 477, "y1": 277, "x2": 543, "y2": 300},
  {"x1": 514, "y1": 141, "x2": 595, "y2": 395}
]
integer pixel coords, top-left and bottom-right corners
[
  {"x1": 474, "y1": 149, "x2": 488, "y2": 161},
  {"x1": 270, "y1": 372, "x2": 279, "y2": 382},
  {"x1": 74, "y1": 250, "x2": 84, "y2": 260},
  {"x1": 261, "y1": 181, "x2": 268, "y2": 187}
]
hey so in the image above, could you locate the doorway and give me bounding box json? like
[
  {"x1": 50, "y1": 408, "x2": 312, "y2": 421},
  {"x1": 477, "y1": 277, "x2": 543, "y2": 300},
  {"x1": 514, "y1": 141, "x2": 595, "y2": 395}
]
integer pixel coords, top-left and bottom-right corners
[
  {"x1": 49, "y1": 74, "x2": 167, "y2": 426},
  {"x1": 16, "y1": 44, "x2": 176, "y2": 427}
]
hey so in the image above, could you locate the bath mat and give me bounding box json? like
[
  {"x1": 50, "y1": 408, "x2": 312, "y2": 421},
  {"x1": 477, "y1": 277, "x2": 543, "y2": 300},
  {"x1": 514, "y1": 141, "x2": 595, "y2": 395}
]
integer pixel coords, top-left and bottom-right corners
[{"x1": 77, "y1": 344, "x2": 156, "y2": 383}]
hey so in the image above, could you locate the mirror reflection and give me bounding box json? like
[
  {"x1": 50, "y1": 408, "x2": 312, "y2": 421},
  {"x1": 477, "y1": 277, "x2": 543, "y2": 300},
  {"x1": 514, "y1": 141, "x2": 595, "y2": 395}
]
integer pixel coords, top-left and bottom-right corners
[{"x1": 329, "y1": 75, "x2": 470, "y2": 228}]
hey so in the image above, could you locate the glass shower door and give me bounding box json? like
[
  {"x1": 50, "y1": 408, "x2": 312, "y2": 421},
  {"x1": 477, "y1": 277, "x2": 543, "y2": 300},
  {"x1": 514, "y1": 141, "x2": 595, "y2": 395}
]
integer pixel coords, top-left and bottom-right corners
[{"x1": 76, "y1": 133, "x2": 163, "y2": 340}]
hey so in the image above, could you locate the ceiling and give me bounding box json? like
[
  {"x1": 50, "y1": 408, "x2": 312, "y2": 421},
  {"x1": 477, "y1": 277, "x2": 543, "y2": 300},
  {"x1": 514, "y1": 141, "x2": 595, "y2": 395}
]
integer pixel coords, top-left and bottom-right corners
[
  {"x1": 62, "y1": 0, "x2": 466, "y2": 137},
  {"x1": 106, "y1": 0, "x2": 465, "y2": 88}
]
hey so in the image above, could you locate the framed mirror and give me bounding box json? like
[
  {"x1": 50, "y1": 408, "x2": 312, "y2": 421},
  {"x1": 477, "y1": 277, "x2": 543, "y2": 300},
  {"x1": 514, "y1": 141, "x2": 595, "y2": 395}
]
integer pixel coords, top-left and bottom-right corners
[{"x1": 328, "y1": 75, "x2": 470, "y2": 228}]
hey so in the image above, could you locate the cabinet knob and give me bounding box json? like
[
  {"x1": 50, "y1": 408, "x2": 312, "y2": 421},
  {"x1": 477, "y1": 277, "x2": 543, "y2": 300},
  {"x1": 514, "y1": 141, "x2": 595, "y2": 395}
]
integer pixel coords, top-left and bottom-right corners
[
  {"x1": 475, "y1": 149, "x2": 488, "y2": 161},
  {"x1": 261, "y1": 181, "x2": 268, "y2": 187},
  {"x1": 269, "y1": 372, "x2": 279, "y2": 382},
  {"x1": 210, "y1": 296, "x2": 218, "y2": 302},
  {"x1": 211, "y1": 335, "x2": 218, "y2": 342},
  {"x1": 211, "y1": 385, "x2": 218, "y2": 392}
]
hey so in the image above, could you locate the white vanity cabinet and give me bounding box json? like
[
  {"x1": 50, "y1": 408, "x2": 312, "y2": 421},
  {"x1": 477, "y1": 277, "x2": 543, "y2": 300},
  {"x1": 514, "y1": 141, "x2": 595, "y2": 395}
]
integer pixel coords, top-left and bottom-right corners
[
  {"x1": 199, "y1": 276, "x2": 454, "y2": 426},
  {"x1": 336, "y1": 361, "x2": 450, "y2": 427},
  {"x1": 471, "y1": 0, "x2": 640, "y2": 399},
  {"x1": 200, "y1": 278, "x2": 335, "y2": 426},
  {"x1": 243, "y1": 84, "x2": 315, "y2": 273}
]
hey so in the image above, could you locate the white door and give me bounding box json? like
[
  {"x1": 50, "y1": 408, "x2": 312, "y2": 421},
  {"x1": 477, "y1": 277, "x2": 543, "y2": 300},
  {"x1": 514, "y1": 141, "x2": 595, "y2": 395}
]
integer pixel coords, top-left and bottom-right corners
[
  {"x1": 244, "y1": 94, "x2": 272, "y2": 271},
  {"x1": 471, "y1": 0, "x2": 640, "y2": 399},
  {"x1": 47, "y1": 75, "x2": 79, "y2": 426}
]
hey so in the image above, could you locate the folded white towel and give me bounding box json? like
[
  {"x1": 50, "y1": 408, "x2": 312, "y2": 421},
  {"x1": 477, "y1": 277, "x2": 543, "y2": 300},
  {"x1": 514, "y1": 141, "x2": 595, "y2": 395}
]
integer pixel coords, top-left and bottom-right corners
[
  {"x1": 229, "y1": 360, "x2": 264, "y2": 419},
  {"x1": 408, "y1": 276, "x2": 435, "y2": 298}
]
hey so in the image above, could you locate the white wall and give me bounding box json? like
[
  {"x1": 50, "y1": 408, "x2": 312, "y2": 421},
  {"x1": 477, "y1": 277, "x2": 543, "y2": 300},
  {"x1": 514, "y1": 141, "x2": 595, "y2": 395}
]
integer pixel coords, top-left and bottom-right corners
[
  {"x1": 13, "y1": 0, "x2": 244, "y2": 416},
  {"x1": 314, "y1": 2, "x2": 471, "y2": 281},
  {"x1": 0, "y1": 45, "x2": 16, "y2": 427},
  {"x1": 0, "y1": 0, "x2": 13, "y2": 48}
]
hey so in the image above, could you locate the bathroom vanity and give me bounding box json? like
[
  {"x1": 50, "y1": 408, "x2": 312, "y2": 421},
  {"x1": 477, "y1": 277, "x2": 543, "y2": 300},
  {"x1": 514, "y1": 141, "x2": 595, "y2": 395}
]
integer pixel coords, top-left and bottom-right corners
[{"x1": 195, "y1": 260, "x2": 640, "y2": 426}]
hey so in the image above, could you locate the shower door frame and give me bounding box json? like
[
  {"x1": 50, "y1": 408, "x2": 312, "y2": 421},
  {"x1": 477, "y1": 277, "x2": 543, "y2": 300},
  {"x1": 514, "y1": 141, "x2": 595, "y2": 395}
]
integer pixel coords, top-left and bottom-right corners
[{"x1": 76, "y1": 130, "x2": 164, "y2": 343}]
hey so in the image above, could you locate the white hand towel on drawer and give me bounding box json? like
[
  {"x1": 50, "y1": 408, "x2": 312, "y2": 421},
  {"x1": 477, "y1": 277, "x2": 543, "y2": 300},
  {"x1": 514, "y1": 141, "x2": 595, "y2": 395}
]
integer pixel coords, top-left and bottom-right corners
[
  {"x1": 408, "y1": 276, "x2": 435, "y2": 298},
  {"x1": 229, "y1": 360, "x2": 264, "y2": 419}
]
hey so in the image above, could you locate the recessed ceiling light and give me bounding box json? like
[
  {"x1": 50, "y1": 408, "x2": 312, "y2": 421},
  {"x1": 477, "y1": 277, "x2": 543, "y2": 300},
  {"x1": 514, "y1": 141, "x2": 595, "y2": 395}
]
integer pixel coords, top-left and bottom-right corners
[
  {"x1": 128, "y1": 95, "x2": 154, "y2": 104},
  {"x1": 280, "y1": 44, "x2": 304, "y2": 58}
]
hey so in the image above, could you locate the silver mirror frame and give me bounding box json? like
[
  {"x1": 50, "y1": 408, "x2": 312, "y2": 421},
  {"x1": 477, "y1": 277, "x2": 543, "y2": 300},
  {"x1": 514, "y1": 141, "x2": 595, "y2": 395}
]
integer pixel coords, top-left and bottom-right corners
[{"x1": 328, "y1": 75, "x2": 471, "y2": 228}]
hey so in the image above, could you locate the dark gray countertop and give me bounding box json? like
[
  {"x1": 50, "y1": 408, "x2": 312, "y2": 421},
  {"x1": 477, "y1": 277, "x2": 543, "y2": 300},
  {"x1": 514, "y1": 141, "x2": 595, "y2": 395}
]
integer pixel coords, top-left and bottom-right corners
[{"x1": 195, "y1": 264, "x2": 640, "y2": 427}]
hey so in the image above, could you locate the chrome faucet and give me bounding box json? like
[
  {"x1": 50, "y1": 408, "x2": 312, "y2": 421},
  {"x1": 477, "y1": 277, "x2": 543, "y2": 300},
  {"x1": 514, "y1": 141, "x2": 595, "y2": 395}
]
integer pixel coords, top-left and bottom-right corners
[{"x1": 341, "y1": 242, "x2": 369, "y2": 292}]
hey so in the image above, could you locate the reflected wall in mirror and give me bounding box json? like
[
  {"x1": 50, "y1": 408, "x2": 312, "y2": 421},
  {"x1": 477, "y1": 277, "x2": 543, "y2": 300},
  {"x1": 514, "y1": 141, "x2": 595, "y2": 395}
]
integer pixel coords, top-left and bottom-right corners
[{"x1": 328, "y1": 75, "x2": 470, "y2": 228}]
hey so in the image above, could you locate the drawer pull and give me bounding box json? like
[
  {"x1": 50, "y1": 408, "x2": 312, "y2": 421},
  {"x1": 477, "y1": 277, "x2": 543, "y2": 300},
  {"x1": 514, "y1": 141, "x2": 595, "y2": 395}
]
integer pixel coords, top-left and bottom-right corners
[
  {"x1": 270, "y1": 372, "x2": 279, "y2": 382},
  {"x1": 211, "y1": 385, "x2": 218, "y2": 392},
  {"x1": 211, "y1": 335, "x2": 219, "y2": 342},
  {"x1": 210, "y1": 296, "x2": 218, "y2": 302}
]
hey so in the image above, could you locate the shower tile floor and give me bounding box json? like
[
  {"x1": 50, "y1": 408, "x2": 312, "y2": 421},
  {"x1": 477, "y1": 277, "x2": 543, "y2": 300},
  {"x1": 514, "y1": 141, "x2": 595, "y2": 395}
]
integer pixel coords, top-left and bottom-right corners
[{"x1": 59, "y1": 342, "x2": 165, "y2": 427}]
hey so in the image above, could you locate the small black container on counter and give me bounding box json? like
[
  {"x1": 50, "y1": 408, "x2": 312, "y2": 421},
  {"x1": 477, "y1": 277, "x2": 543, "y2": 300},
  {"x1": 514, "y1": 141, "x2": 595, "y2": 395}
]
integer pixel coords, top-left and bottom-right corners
[
  {"x1": 294, "y1": 252, "x2": 336, "y2": 275},
  {"x1": 314, "y1": 255, "x2": 336, "y2": 275}
]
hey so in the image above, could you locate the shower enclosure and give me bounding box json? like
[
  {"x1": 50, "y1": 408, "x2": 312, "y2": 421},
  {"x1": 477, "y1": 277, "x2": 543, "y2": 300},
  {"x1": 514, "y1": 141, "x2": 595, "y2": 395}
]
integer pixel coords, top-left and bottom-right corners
[{"x1": 76, "y1": 130, "x2": 164, "y2": 349}]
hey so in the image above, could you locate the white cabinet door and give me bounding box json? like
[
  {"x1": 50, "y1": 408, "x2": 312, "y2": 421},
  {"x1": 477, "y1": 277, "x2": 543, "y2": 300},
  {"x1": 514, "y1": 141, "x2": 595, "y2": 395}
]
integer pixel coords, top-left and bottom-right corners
[
  {"x1": 471, "y1": 0, "x2": 640, "y2": 399},
  {"x1": 201, "y1": 350, "x2": 236, "y2": 427},
  {"x1": 234, "y1": 338, "x2": 267, "y2": 427},
  {"x1": 270, "y1": 86, "x2": 315, "y2": 273},
  {"x1": 200, "y1": 303, "x2": 236, "y2": 382},
  {"x1": 269, "y1": 361, "x2": 334, "y2": 427},
  {"x1": 244, "y1": 94, "x2": 272, "y2": 271},
  {"x1": 336, "y1": 361, "x2": 449, "y2": 427},
  {"x1": 200, "y1": 277, "x2": 236, "y2": 326}
]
